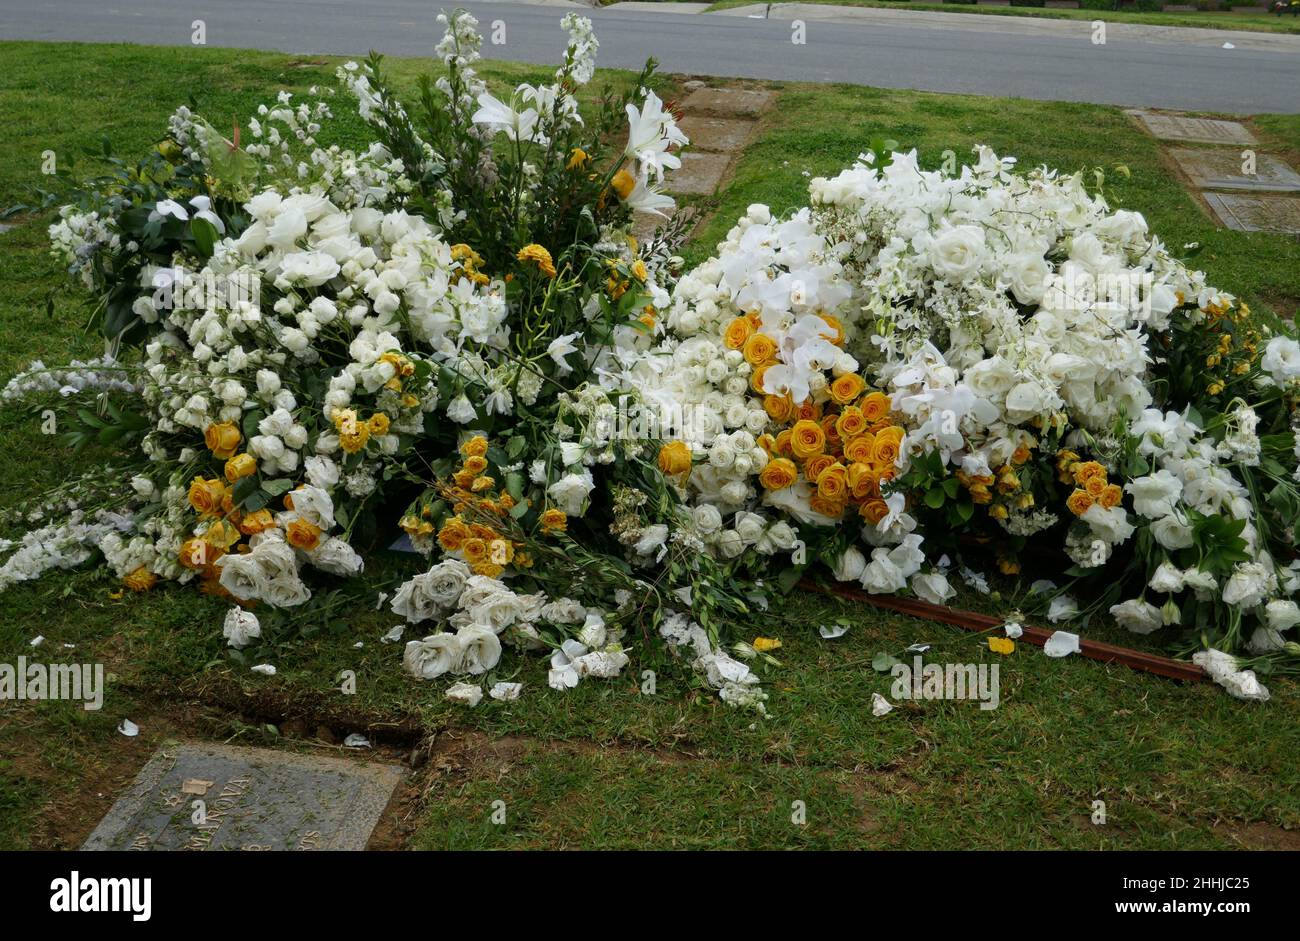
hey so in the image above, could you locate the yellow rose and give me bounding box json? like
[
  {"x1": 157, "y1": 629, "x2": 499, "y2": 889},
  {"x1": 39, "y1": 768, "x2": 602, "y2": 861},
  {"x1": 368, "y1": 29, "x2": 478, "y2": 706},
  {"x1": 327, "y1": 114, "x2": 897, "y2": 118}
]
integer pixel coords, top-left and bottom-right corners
[
  {"x1": 1066, "y1": 489, "x2": 1094, "y2": 517},
  {"x1": 829, "y1": 373, "x2": 865, "y2": 406},
  {"x1": 790, "y1": 420, "x2": 826, "y2": 460},
  {"x1": 810, "y1": 494, "x2": 845, "y2": 519},
  {"x1": 1099, "y1": 484, "x2": 1123, "y2": 509},
  {"x1": 860, "y1": 391, "x2": 891, "y2": 423},
  {"x1": 188, "y1": 476, "x2": 228, "y2": 518},
  {"x1": 285, "y1": 517, "x2": 322, "y2": 552},
  {"x1": 367, "y1": 412, "x2": 391, "y2": 436},
  {"x1": 758, "y1": 457, "x2": 798, "y2": 491},
  {"x1": 816, "y1": 463, "x2": 849, "y2": 502},
  {"x1": 123, "y1": 567, "x2": 158, "y2": 592},
  {"x1": 803, "y1": 453, "x2": 836, "y2": 484},
  {"x1": 239, "y1": 508, "x2": 275, "y2": 535},
  {"x1": 224, "y1": 453, "x2": 257, "y2": 483},
  {"x1": 859, "y1": 498, "x2": 889, "y2": 525},
  {"x1": 742, "y1": 333, "x2": 778, "y2": 366},
  {"x1": 871, "y1": 436, "x2": 900, "y2": 468},
  {"x1": 847, "y1": 462, "x2": 877, "y2": 500},
  {"x1": 204, "y1": 422, "x2": 242, "y2": 460},
  {"x1": 657, "y1": 440, "x2": 693, "y2": 478},
  {"x1": 723, "y1": 317, "x2": 753, "y2": 351},
  {"x1": 438, "y1": 518, "x2": 472, "y2": 552},
  {"x1": 462, "y1": 538, "x2": 489, "y2": 566},
  {"x1": 340, "y1": 422, "x2": 371, "y2": 454},
  {"x1": 540, "y1": 508, "x2": 568, "y2": 533},
  {"x1": 764, "y1": 394, "x2": 793, "y2": 423},
  {"x1": 1072, "y1": 461, "x2": 1107, "y2": 486},
  {"x1": 835, "y1": 406, "x2": 867, "y2": 440}
]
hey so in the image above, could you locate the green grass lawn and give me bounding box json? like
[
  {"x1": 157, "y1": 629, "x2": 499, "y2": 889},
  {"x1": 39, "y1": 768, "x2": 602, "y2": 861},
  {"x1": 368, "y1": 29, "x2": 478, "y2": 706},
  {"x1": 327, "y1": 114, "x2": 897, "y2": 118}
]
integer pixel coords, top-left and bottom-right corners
[
  {"x1": 1, "y1": 41, "x2": 1298, "y2": 851},
  {"x1": 695, "y1": 0, "x2": 1300, "y2": 35}
]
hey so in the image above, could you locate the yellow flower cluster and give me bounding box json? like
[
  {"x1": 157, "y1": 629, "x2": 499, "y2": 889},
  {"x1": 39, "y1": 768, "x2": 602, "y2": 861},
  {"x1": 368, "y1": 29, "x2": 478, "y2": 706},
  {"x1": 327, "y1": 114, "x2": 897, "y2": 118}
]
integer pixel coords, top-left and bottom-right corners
[
  {"x1": 404, "y1": 436, "x2": 534, "y2": 578},
  {"x1": 1059, "y1": 454, "x2": 1122, "y2": 517},
  {"x1": 955, "y1": 445, "x2": 1035, "y2": 519},
  {"x1": 731, "y1": 330, "x2": 906, "y2": 523},
  {"x1": 171, "y1": 422, "x2": 321, "y2": 601},
  {"x1": 451, "y1": 243, "x2": 490, "y2": 286},
  {"x1": 331, "y1": 407, "x2": 392, "y2": 455},
  {"x1": 1201, "y1": 301, "x2": 1260, "y2": 396}
]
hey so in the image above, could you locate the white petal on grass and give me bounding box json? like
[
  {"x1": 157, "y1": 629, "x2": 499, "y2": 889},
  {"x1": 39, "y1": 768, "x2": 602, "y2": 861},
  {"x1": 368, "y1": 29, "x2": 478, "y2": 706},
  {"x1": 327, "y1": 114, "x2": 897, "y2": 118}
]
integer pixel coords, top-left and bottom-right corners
[
  {"x1": 818, "y1": 624, "x2": 849, "y2": 639},
  {"x1": 118, "y1": 719, "x2": 139, "y2": 738},
  {"x1": 1043, "y1": 631, "x2": 1081, "y2": 658},
  {"x1": 871, "y1": 693, "x2": 894, "y2": 717},
  {"x1": 381, "y1": 625, "x2": 405, "y2": 644},
  {"x1": 250, "y1": 663, "x2": 277, "y2": 676},
  {"x1": 445, "y1": 682, "x2": 483, "y2": 706},
  {"x1": 489, "y1": 682, "x2": 523, "y2": 701},
  {"x1": 343, "y1": 733, "x2": 371, "y2": 748}
]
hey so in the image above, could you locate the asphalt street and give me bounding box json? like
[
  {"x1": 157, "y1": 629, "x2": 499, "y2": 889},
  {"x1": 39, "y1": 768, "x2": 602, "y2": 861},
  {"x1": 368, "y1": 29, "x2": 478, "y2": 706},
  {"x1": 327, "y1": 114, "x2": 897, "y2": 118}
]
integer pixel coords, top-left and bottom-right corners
[{"x1": 0, "y1": 0, "x2": 1297, "y2": 112}]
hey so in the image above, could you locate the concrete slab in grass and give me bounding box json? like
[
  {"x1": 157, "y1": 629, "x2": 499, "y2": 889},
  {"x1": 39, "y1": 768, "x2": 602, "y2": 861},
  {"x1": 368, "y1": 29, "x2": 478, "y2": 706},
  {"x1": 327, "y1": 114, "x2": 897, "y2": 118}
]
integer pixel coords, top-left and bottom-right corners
[
  {"x1": 671, "y1": 151, "x2": 732, "y2": 196},
  {"x1": 680, "y1": 87, "x2": 774, "y2": 118},
  {"x1": 1203, "y1": 193, "x2": 1300, "y2": 234},
  {"x1": 1127, "y1": 110, "x2": 1257, "y2": 146},
  {"x1": 678, "y1": 115, "x2": 757, "y2": 153},
  {"x1": 1171, "y1": 148, "x2": 1300, "y2": 193},
  {"x1": 82, "y1": 742, "x2": 403, "y2": 851}
]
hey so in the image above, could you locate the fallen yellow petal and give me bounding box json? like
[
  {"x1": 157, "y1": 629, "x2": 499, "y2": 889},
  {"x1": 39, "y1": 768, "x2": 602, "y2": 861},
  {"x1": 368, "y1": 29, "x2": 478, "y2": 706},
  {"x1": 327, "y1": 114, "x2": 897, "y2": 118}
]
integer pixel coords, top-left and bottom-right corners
[
  {"x1": 988, "y1": 636, "x2": 1015, "y2": 655},
  {"x1": 753, "y1": 637, "x2": 783, "y2": 653}
]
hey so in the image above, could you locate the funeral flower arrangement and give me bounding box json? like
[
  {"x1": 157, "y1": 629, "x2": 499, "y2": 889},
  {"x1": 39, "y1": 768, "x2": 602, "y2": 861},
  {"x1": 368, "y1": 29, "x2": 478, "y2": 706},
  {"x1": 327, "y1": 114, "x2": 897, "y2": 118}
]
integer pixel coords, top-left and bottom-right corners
[{"x1": 5, "y1": 12, "x2": 1299, "y2": 707}]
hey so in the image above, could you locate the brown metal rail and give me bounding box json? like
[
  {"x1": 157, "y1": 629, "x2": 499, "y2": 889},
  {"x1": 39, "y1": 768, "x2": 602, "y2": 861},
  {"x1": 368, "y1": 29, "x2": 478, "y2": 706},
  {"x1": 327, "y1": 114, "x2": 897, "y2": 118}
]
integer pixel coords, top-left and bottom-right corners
[{"x1": 801, "y1": 578, "x2": 1207, "y2": 683}]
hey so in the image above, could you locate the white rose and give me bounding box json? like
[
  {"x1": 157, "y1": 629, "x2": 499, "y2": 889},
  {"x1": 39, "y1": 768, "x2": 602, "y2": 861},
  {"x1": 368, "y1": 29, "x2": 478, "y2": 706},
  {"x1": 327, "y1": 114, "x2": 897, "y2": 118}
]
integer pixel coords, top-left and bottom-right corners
[
  {"x1": 306, "y1": 537, "x2": 363, "y2": 576},
  {"x1": 403, "y1": 633, "x2": 463, "y2": 679},
  {"x1": 1004, "y1": 251, "x2": 1052, "y2": 306},
  {"x1": 693, "y1": 503, "x2": 723, "y2": 535},
  {"x1": 1110, "y1": 599, "x2": 1162, "y2": 634},
  {"x1": 927, "y1": 224, "x2": 986, "y2": 281},
  {"x1": 1263, "y1": 599, "x2": 1300, "y2": 632},
  {"x1": 456, "y1": 624, "x2": 502, "y2": 675},
  {"x1": 832, "y1": 546, "x2": 867, "y2": 582},
  {"x1": 548, "y1": 471, "x2": 594, "y2": 515},
  {"x1": 1148, "y1": 561, "x2": 1185, "y2": 594},
  {"x1": 391, "y1": 559, "x2": 472, "y2": 623},
  {"x1": 1151, "y1": 514, "x2": 1194, "y2": 550},
  {"x1": 279, "y1": 251, "x2": 339, "y2": 286},
  {"x1": 911, "y1": 571, "x2": 954, "y2": 605}
]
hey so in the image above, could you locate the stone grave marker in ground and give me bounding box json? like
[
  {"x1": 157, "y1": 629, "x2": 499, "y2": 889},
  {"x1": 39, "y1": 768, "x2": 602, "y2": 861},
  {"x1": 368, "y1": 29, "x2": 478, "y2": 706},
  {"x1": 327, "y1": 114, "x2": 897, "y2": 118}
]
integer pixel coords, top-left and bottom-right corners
[
  {"x1": 1170, "y1": 149, "x2": 1300, "y2": 193},
  {"x1": 1202, "y1": 193, "x2": 1300, "y2": 234},
  {"x1": 1126, "y1": 110, "x2": 1257, "y2": 146},
  {"x1": 83, "y1": 742, "x2": 403, "y2": 851}
]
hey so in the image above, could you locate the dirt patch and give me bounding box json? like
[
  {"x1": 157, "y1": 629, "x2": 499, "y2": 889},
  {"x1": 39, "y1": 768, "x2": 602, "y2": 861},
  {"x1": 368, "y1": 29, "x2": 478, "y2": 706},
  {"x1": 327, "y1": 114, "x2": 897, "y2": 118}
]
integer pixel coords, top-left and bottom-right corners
[{"x1": 1218, "y1": 820, "x2": 1300, "y2": 850}]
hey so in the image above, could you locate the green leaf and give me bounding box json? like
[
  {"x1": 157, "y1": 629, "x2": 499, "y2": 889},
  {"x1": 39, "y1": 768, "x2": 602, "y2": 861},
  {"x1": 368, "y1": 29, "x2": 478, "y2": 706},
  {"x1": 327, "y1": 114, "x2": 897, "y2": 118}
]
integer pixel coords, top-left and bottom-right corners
[
  {"x1": 191, "y1": 217, "x2": 219, "y2": 258},
  {"x1": 871, "y1": 652, "x2": 901, "y2": 673},
  {"x1": 261, "y1": 478, "x2": 294, "y2": 497}
]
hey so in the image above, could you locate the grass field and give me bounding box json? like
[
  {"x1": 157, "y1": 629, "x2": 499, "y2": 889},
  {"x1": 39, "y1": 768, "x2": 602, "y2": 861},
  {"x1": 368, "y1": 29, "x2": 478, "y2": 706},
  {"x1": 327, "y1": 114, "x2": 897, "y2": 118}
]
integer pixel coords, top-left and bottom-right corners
[
  {"x1": 1, "y1": 41, "x2": 1297, "y2": 851},
  {"x1": 695, "y1": 0, "x2": 1300, "y2": 35}
]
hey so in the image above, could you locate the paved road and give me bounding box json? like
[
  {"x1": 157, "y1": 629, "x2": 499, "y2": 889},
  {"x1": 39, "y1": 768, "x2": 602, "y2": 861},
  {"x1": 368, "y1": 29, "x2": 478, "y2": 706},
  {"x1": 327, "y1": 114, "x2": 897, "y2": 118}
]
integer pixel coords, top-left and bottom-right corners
[{"x1": 1, "y1": 0, "x2": 1297, "y2": 113}]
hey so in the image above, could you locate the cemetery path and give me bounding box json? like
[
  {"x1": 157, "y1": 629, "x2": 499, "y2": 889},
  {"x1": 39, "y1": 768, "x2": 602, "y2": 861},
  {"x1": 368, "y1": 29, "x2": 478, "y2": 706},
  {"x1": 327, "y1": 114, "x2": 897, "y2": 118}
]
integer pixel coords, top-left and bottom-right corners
[{"x1": 1, "y1": 0, "x2": 1298, "y2": 113}]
